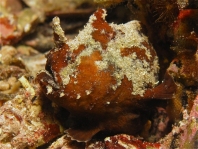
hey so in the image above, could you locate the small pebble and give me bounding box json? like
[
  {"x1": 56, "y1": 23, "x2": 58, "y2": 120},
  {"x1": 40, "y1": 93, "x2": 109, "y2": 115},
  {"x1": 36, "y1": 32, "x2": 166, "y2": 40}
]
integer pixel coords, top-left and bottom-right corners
[
  {"x1": 0, "y1": 46, "x2": 17, "y2": 64},
  {"x1": 8, "y1": 77, "x2": 17, "y2": 87},
  {"x1": 0, "y1": 81, "x2": 10, "y2": 91}
]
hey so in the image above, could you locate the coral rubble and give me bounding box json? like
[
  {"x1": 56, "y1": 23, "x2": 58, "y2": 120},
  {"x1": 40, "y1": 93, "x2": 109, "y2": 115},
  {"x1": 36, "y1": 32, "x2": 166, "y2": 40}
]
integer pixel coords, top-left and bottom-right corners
[{"x1": 0, "y1": 76, "x2": 62, "y2": 148}]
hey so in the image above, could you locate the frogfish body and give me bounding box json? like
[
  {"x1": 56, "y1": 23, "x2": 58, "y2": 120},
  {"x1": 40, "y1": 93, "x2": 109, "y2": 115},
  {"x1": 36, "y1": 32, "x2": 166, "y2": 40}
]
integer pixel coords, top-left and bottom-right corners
[{"x1": 36, "y1": 9, "x2": 176, "y2": 142}]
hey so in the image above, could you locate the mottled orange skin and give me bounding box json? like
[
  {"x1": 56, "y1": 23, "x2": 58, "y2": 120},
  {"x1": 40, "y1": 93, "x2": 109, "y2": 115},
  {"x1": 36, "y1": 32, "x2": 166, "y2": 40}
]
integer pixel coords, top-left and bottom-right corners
[
  {"x1": 37, "y1": 48, "x2": 148, "y2": 141},
  {"x1": 38, "y1": 49, "x2": 144, "y2": 116},
  {"x1": 38, "y1": 9, "x2": 148, "y2": 116},
  {"x1": 92, "y1": 9, "x2": 116, "y2": 49},
  {"x1": 36, "y1": 9, "x2": 176, "y2": 142}
]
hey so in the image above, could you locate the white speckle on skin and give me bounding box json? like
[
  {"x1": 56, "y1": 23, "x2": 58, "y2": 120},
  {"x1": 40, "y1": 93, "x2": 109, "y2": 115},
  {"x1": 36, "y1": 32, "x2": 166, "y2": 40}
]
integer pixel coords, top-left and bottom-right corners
[
  {"x1": 106, "y1": 101, "x2": 110, "y2": 104},
  {"x1": 60, "y1": 92, "x2": 65, "y2": 97},
  {"x1": 85, "y1": 90, "x2": 91, "y2": 95},
  {"x1": 95, "y1": 61, "x2": 108, "y2": 70},
  {"x1": 76, "y1": 94, "x2": 81, "y2": 99},
  {"x1": 46, "y1": 85, "x2": 52, "y2": 95},
  {"x1": 101, "y1": 9, "x2": 107, "y2": 19}
]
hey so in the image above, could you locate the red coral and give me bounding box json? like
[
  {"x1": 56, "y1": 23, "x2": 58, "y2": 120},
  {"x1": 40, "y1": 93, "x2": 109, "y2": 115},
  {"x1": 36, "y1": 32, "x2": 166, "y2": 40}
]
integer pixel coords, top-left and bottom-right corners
[{"x1": 105, "y1": 134, "x2": 162, "y2": 149}]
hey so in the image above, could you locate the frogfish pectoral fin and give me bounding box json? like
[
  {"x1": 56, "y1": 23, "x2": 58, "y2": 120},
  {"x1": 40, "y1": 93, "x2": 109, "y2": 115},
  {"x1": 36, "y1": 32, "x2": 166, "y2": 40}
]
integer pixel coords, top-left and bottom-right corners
[
  {"x1": 36, "y1": 71, "x2": 60, "y2": 98},
  {"x1": 144, "y1": 72, "x2": 177, "y2": 99},
  {"x1": 66, "y1": 127, "x2": 101, "y2": 142}
]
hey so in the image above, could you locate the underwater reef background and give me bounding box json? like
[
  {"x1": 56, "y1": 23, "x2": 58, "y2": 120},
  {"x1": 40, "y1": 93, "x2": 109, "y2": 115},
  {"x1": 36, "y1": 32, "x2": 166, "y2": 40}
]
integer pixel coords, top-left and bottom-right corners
[{"x1": 0, "y1": 0, "x2": 198, "y2": 148}]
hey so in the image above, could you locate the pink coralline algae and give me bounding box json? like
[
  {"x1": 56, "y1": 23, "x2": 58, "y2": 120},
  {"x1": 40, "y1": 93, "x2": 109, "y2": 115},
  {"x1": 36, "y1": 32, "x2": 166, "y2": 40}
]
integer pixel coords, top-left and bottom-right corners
[{"x1": 159, "y1": 95, "x2": 198, "y2": 148}]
